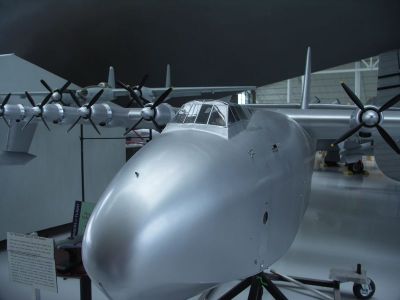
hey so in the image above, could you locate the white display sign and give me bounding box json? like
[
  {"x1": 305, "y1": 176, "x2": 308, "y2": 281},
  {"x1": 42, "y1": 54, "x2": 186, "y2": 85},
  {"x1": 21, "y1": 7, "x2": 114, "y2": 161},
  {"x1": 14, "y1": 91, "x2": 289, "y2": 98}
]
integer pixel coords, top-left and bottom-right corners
[{"x1": 7, "y1": 232, "x2": 58, "y2": 293}]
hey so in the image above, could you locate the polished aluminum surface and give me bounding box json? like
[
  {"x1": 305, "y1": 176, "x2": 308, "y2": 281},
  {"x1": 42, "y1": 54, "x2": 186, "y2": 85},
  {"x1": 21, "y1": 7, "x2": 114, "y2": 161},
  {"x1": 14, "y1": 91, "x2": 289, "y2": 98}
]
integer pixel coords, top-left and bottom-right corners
[{"x1": 83, "y1": 109, "x2": 315, "y2": 300}]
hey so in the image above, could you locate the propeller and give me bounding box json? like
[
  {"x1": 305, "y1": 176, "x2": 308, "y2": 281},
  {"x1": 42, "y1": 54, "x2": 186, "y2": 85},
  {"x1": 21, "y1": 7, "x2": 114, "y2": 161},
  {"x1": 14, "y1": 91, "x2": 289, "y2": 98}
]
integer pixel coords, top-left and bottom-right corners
[
  {"x1": 124, "y1": 87, "x2": 172, "y2": 136},
  {"x1": 117, "y1": 74, "x2": 151, "y2": 107},
  {"x1": 23, "y1": 92, "x2": 52, "y2": 130},
  {"x1": 331, "y1": 82, "x2": 400, "y2": 154},
  {"x1": 40, "y1": 79, "x2": 71, "y2": 105},
  {"x1": 67, "y1": 89, "x2": 104, "y2": 135},
  {"x1": 0, "y1": 93, "x2": 11, "y2": 128}
]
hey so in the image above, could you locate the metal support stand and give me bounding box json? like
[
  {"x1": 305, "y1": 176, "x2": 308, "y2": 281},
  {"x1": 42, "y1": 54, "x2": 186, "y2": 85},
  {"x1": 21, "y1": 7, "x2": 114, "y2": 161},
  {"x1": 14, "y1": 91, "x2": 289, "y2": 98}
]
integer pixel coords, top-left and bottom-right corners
[
  {"x1": 218, "y1": 273, "x2": 288, "y2": 300},
  {"x1": 80, "y1": 125, "x2": 85, "y2": 202},
  {"x1": 217, "y1": 271, "x2": 343, "y2": 300},
  {"x1": 80, "y1": 275, "x2": 92, "y2": 300}
]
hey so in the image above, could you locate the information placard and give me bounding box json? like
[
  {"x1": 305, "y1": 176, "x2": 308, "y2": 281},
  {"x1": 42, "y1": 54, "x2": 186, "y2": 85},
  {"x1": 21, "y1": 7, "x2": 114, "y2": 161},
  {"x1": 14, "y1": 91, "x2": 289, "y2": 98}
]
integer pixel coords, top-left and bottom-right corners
[{"x1": 7, "y1": 232, "x2": 58, "y2": 293}]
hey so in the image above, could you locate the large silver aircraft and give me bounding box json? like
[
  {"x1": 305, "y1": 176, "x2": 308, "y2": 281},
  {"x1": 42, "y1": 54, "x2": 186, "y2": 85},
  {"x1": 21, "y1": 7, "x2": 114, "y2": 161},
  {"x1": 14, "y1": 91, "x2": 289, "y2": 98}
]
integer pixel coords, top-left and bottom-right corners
[{"x1": 1, "y1": 48, "x2": 400, "y2": 299}]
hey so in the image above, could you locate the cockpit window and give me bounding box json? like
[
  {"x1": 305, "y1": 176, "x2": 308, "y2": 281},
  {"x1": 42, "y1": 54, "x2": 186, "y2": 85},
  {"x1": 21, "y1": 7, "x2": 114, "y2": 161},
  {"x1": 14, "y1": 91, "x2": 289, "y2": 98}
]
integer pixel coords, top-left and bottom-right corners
[
  {"x1": 228, "y1": 107, "x2": 237, "y2": 124},
  {"x1": 195, "y1": 104, "x2": 213, "y2": 124},
  {"x1": 184, "y1": 103, "x2": 201, "y2": 123},
  {"x1": 173, "y1": 103, "x2": 192, "y2": 123},
  {"x1": 208, "y1": 106, "x2": 226, "y2": 126},
  {"x1": 231, "y1": 106, "x2": 248, "y2": 120},
  {"x1": 171, "y1": 101, "x2": 229, "y2": 127}
]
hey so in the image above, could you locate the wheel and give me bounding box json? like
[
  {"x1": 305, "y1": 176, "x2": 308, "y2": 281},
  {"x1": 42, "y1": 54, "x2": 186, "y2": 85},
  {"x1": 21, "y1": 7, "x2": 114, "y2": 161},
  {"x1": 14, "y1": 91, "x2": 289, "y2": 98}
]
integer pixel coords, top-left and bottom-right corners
[
  {"x1": 353, "y1": 278, "x2": 376, "y2": 299},
  {"x1": 348, "y1": 160, "x2": 364, "y2": 173}
]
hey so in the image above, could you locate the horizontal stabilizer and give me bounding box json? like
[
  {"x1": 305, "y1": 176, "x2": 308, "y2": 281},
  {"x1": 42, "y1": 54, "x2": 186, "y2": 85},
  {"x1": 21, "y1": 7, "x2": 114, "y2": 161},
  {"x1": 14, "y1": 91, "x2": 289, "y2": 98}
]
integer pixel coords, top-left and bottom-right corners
[{"x1": 150, "y1": 86, "x2": 256, "y2": 98}]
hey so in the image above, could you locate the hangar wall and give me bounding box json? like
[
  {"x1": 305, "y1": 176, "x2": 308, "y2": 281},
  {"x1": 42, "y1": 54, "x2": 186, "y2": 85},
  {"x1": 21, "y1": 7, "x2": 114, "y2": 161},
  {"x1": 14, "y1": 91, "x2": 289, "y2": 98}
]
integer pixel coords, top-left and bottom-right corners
[
  {"x1": 256, "y1": 56, "x2": 379, "y2": 105},
  {"x1": 0, "y1": 123, "x2": 125, "y2": 241}
]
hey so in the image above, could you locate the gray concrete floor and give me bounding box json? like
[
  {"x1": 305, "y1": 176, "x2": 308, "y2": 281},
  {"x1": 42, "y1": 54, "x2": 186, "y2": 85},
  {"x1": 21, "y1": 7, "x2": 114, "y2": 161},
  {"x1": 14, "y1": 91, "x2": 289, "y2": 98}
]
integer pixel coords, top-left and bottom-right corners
[
  {"x1": 203, "y1": 158, "x2": 400, "y2": 300},
  {"x1": 1, "y1": 157, "x2": 400, "y2": 300}
]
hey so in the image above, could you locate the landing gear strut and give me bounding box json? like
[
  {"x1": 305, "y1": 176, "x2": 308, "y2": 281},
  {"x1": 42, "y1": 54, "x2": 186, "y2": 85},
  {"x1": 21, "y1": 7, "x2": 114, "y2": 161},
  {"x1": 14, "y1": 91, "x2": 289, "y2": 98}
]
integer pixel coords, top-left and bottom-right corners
[
  {"x1": 352, "y1": 264, "x2": 376, "y2": 299},
  {"x1": 347, "y1": 160, "x2": 364, "y2": 174}
]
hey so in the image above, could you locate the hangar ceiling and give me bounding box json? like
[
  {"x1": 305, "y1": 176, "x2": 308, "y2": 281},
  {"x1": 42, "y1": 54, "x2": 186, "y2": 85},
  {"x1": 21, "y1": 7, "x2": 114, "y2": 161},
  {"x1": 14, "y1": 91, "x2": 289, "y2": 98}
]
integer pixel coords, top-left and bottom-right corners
[{"x1": 0, "y1": 0, "x2": 399, "y2": 88}]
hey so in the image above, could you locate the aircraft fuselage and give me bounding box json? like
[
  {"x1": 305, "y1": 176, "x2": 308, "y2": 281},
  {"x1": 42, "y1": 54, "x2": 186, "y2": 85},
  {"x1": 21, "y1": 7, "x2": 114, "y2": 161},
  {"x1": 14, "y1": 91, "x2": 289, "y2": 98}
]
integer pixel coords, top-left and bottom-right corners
[{"x1": 83, "y1": 107, "x2": 315, "y2": 300}]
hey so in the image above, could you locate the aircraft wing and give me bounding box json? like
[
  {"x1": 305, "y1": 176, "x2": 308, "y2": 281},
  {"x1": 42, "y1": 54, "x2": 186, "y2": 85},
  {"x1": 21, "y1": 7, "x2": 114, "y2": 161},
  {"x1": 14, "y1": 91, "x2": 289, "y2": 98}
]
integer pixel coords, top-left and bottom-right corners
[
  {"x1": 150, "y1": 86, "x2": 256, "y2": 98},
  {"x1": 261, "y1": 105, "x2": 400, "y2": 181},
  {"x1": 268, "y1": 107, "x2": 400, "y2": 143}
]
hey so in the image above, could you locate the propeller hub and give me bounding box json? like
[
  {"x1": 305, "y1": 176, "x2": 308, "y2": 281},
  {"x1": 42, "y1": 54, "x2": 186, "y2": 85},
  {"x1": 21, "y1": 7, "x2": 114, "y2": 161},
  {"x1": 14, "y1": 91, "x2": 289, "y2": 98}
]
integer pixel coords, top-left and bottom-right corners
[
  {"x1": 32, "y1": 106, "x2": 41, "y2": 116},
  {"x1": 360, "y1": 107, "x2": 380, "y2": 128},
  {"x1": 141, "y1": 106, "x2": 155, "y2": 120},
  {"x1": 52, "y1": 91, "x2": 62, "y2": 101},
  {"x1": 133, "y1": 88, "x2": 142, "y2": 97},
  {"x1": 77, "y1": 89, "x2": 88, "y2": 98},
  {"x1": 79, "y1": 106, "x2": 90, "y2": 118}
]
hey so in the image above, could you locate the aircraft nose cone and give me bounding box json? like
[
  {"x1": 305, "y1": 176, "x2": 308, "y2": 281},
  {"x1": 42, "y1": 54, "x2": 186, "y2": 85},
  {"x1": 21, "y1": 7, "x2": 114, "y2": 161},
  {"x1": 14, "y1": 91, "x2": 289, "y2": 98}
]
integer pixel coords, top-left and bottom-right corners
[{"x1": 82, "y1": 132, "x2": 232, "y2": 300}]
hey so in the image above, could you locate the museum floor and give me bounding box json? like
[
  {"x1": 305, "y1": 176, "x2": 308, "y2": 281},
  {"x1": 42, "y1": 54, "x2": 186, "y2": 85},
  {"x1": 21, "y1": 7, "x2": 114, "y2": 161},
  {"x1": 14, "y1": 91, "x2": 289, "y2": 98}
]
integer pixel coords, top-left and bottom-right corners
[{"x1": 1, "y1": 158, "x2": 400, "y2": 300}]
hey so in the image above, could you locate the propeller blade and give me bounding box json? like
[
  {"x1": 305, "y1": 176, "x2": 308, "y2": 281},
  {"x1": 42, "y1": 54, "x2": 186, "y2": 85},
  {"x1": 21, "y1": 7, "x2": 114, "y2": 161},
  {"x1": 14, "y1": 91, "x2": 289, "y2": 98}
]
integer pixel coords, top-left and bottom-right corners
[
  {"x1": 2, "y1": 116, "x2": 10, "y2": 128},
  {"x1": 67, "y1": 117, "x2": 81, "y2": 133},
  {"x1": 331, "y1": 122, "x2": 364, "y2": 146},
  {"x1": 117, "y1": 80, "x2": 144, "y2": 108},
  {"x1": 128, "y1": 97, "x2": 144, "y2": 108},
  {"x1": 89, "y1": 118, "x2": 101, "y2": 135},
  {"x1": 87, "y1": 89, "x2": 104, "y2": 107},
  {"x1": 376, "y1": 125, "x2": 400, "y2": 154},
  {"x1": 40, "y1": 79, "x2": 53, "y2": 93},
  {"x1": 124, "y1": 117, "x2": 143, "y2": 136},
  {"x1": 116, "y1": 80, "x2": 130, "y2": 90},
  {"x1": 341, "y1": 82, "x2": 365, "y2": 111},
  {"x1": 378, "y1": 94, "x2": 400, "y2": 112},
  {"x1": 68, "y1": 91, "x2": 81, "y2": 107},
  {"x1": 40, "y1": 93, "x2": 52, "y2": 108},
  {"x1": 41, "y1": 116, "x2": 51, "y2": 131},
  {"x1": 24, "y1": 91, "x2": 36, "y2": 106},
  {"x1": 151, "y1": 88, "x2": 173, "y2": 109},
  {"x1": 138, "y1": 74, "x2": 148, "y2": 90},
  {"x1": 22, "y1": 116, "x2": 35, "y2": 131},
  {"x1": 151, "y1": 119, "x2": 163, "y2": 132},
  {"x1": 1, "y1": 93, "x2": 11, "y2": 108},
  {"x1": 59, "y1": 81, "x2": 72, "y2": 93},
  {"x1": 140, "y1": 96, "x2": 152, "y2": 104}
]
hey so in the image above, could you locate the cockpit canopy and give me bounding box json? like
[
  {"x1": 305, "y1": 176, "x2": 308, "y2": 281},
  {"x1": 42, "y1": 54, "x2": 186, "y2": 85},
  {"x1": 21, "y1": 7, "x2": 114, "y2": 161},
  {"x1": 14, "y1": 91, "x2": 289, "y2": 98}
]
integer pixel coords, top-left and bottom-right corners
[
  {"x1": 172, "y1": 100, "x2": 251, "y2": 126},
  {"x1": 166, "y1": 100, "x2": 252, "y2": 138}
]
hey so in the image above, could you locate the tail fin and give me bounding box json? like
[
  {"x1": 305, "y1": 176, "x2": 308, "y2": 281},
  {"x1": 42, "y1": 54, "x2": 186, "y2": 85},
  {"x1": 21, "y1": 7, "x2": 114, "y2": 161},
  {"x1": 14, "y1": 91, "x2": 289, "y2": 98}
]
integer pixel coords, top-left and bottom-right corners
[
  {"x1": 108, "y1": 66, "x2": 115, "y2": 88},
  {"x1": 301, "y1": 47, "x2": 311, "y2": 109},
  {"x1": 165, "y1": 64, "x2": 171, "y2": 88}
]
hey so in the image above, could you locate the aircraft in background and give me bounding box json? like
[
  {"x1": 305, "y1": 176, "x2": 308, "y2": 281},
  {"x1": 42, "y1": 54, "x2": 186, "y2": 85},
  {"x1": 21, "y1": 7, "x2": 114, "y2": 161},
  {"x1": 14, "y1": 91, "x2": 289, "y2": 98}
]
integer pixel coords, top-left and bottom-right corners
[
  {"x1": 1, "y1": 48, "x2": 399, "y2": 299},
  {"x1": 76, "y1": 64, "x2": 256, "y2": 108},
  {"x1": 0, "y1": 54, "x2": 255, "y2": 107}
]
